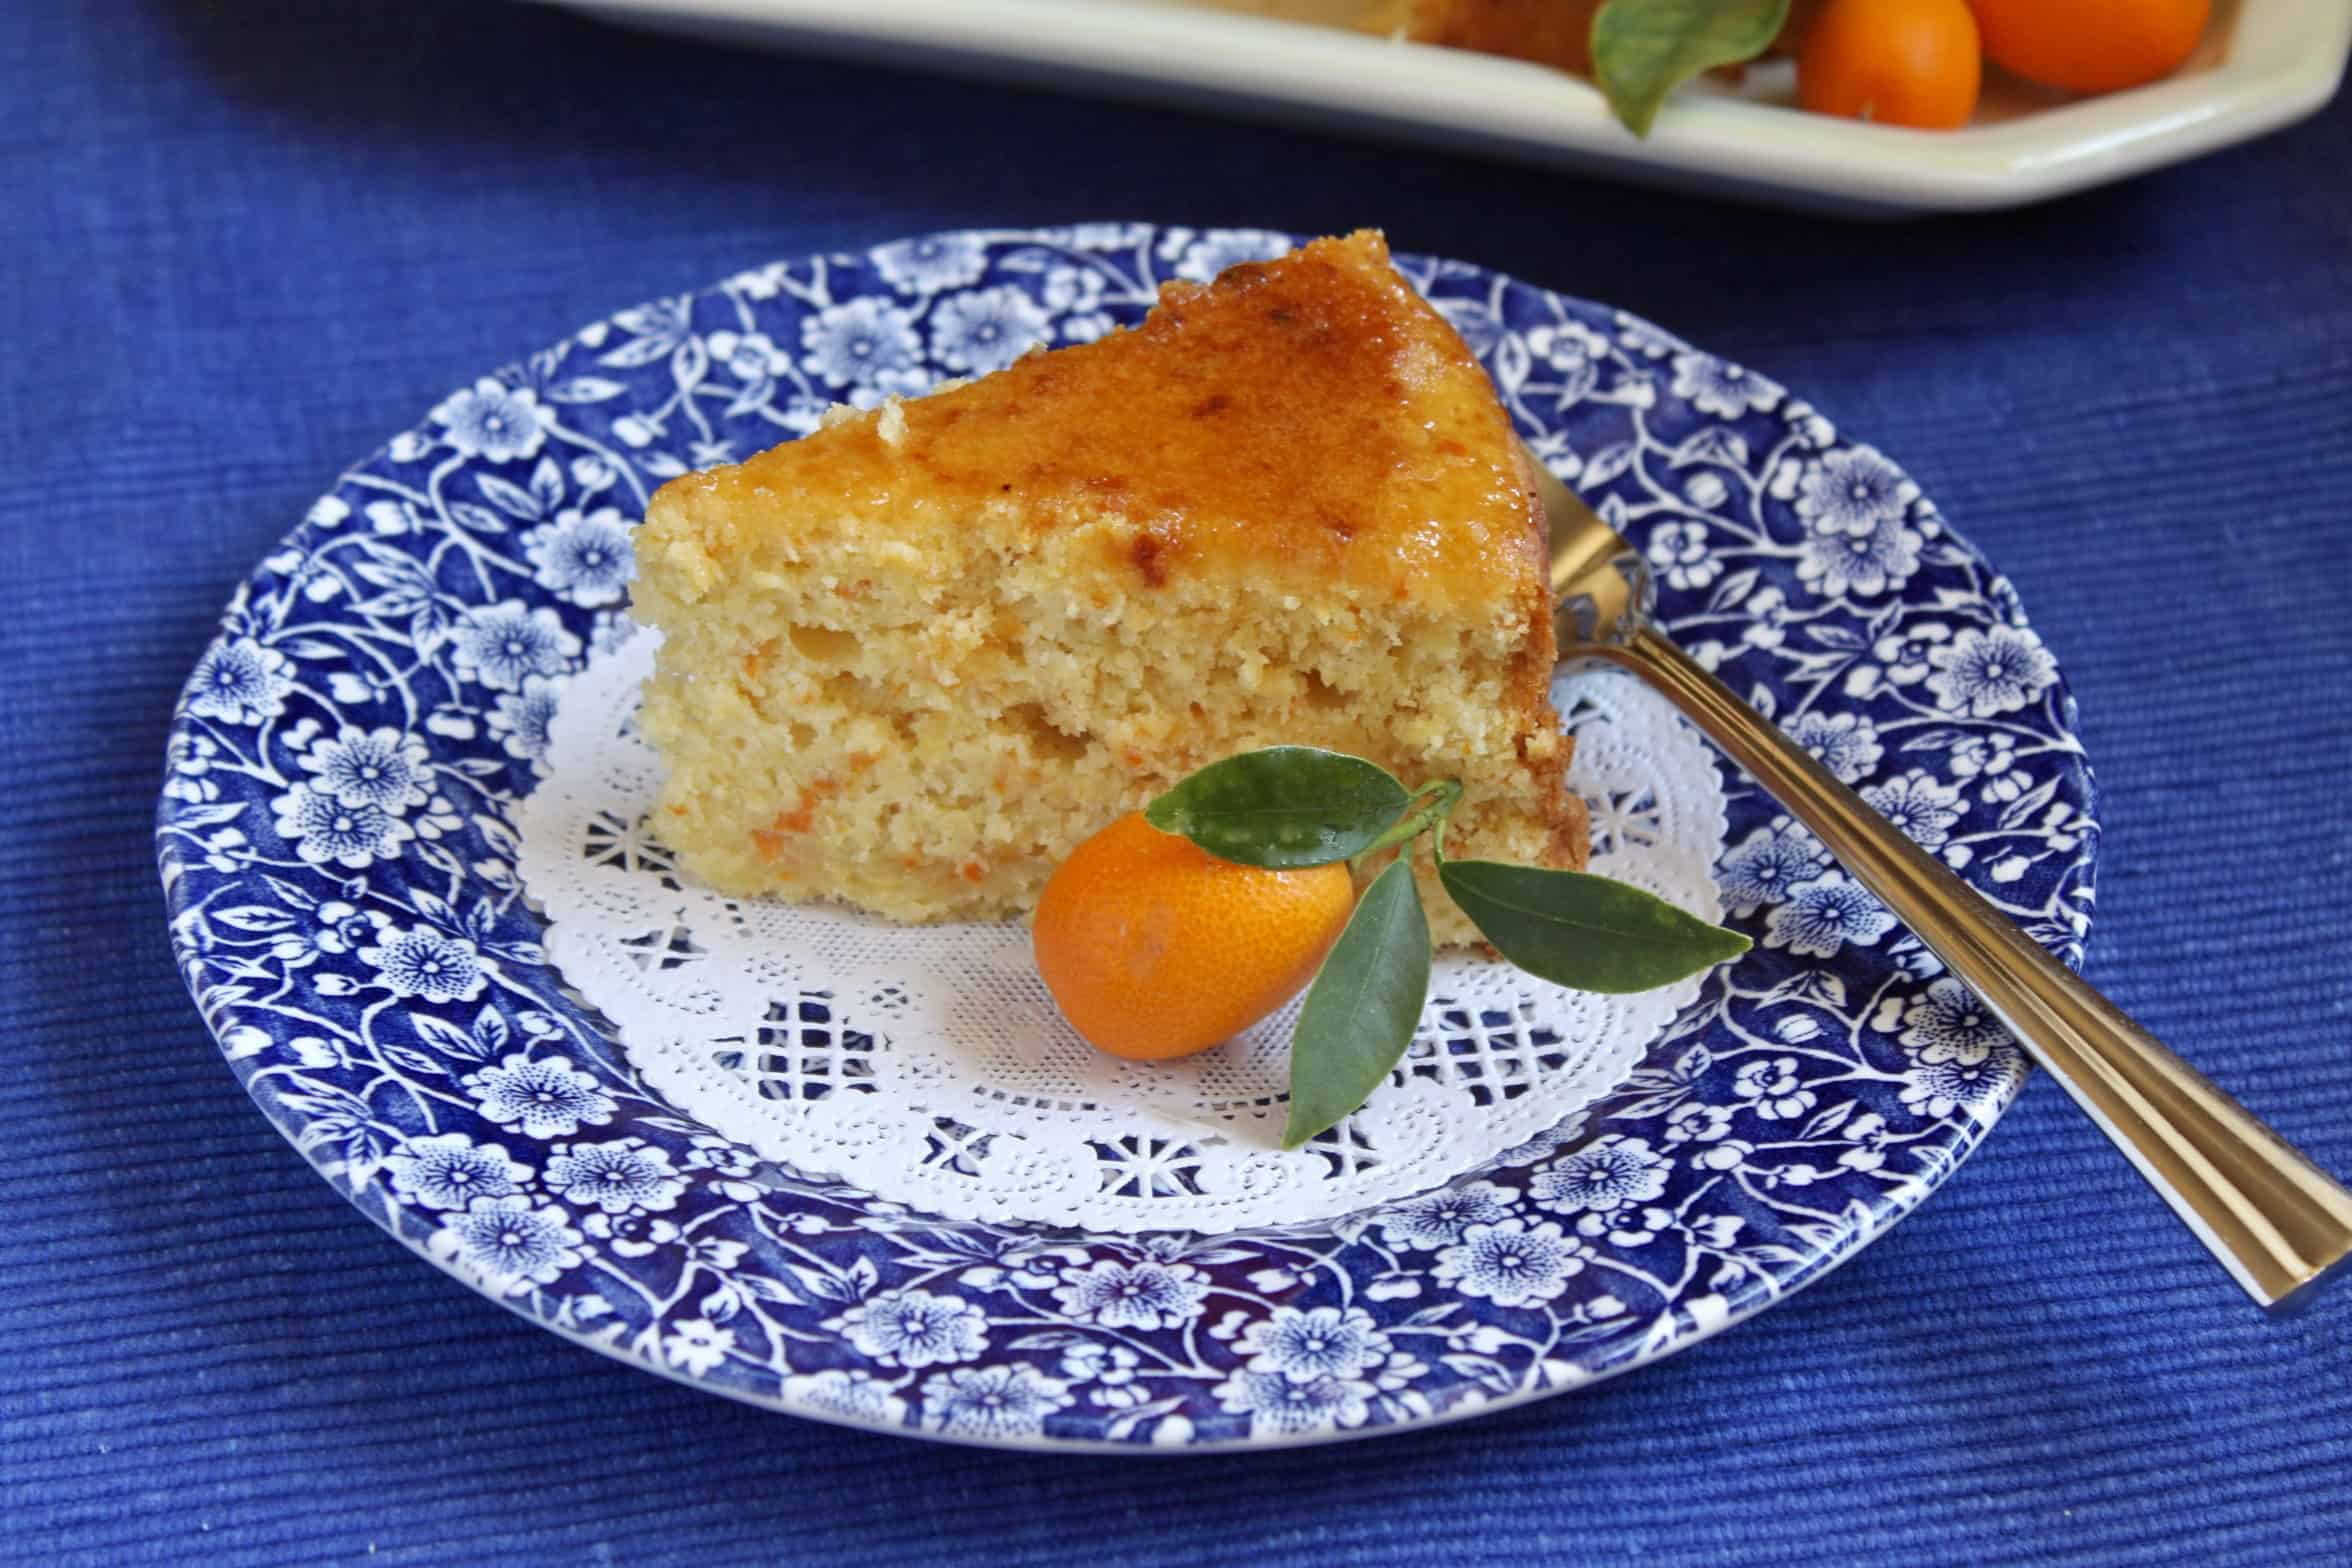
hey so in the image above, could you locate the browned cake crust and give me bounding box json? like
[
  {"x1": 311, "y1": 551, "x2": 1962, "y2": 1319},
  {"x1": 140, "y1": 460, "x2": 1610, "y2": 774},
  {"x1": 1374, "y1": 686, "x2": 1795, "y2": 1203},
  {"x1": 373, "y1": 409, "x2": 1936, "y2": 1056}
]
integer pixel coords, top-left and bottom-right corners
[
  {"x1": 1407, "y1": 0, "x2": 1603, "y2": 76},
  {"x1": 657, "y1": 233, "x2": 1555, "y2": 614}
]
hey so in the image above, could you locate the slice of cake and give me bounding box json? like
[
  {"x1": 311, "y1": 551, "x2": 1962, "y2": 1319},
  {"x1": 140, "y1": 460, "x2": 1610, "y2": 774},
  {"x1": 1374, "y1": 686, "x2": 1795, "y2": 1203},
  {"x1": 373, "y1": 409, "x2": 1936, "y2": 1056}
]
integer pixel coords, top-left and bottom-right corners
[{"x1": 630, "y1": 230, "x2": 1586, "y2": 946}]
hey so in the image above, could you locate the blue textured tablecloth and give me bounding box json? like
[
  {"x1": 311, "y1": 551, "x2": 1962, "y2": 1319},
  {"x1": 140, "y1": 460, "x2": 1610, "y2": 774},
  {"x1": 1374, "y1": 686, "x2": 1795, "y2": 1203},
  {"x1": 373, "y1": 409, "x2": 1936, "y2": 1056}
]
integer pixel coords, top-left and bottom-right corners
[{"x1": 5, "y1": 3, "x2": 2348, "y2": 1563}]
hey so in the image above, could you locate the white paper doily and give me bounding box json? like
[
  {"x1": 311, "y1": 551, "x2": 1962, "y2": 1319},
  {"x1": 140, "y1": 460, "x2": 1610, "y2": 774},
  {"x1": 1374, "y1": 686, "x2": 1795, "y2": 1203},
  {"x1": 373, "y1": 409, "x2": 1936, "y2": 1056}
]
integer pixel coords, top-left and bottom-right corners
[{"x1": 516, "y1": 631, "x2": 1730, "y2": 1232}]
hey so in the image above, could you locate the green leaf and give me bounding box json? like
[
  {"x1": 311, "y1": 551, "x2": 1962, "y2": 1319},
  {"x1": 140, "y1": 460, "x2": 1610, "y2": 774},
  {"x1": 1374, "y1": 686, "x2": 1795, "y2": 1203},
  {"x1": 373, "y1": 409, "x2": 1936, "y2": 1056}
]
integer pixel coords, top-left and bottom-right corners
[
  {"x1": 1439, "y1": 860, "x2": 1751, "y2": 993},
  {"x1": 1590, "y1": 0, "x2": 1789, "y2": 138},
  {"x1": 1146, "y1": 747, "x2": 1411, "y2": 869},
  {"x1": 1283, "y1": 860, "x2": 1431, "y2": 1149}
]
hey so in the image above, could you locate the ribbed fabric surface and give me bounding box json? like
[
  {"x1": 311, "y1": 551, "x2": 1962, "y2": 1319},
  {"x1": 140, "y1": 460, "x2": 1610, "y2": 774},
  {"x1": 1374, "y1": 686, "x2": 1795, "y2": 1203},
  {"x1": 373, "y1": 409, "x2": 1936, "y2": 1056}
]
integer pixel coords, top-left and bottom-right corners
[{"x1": 3, "y1": 4, "x2": 2346, "y2": 1563}]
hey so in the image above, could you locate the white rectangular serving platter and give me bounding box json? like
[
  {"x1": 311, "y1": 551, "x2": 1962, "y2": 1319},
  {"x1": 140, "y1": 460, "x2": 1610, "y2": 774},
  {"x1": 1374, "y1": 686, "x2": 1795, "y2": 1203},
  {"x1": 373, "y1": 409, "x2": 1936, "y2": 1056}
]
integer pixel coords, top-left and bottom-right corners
[{"x1": 537, "y1": 0, "x2": 2348, "y2": 215}]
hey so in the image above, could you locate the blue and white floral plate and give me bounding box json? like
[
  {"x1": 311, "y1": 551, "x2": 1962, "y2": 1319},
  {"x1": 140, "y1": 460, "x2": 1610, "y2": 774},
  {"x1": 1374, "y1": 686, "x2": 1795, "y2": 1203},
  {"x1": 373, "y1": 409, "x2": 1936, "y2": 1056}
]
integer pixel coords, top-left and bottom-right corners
[{"x1": 158, "y1": 226, "x2": 2097, "y2": 1451}]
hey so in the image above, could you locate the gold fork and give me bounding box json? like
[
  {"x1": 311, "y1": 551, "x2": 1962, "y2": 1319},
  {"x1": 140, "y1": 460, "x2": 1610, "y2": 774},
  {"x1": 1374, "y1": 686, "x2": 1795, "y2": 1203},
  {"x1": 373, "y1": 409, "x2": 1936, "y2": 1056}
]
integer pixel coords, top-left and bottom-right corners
[{"x1": 1532, "y1": 453, "x2": 2352, "y2": 1310}]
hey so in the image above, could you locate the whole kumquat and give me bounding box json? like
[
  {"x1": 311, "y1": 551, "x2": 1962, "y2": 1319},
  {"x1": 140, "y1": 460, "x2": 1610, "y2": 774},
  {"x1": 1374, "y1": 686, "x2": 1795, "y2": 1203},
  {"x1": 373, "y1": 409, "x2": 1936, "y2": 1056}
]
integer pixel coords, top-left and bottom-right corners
[
  {"x1": 1967, "y1": 0, "x2": 2209, "y2": 95},
  {"x1": 1798, "y1": 0, "x2": 1982, "y2": 130},
  {"x1": 1032, "y1": 811, "x2": 1355, "y2": 1061}
]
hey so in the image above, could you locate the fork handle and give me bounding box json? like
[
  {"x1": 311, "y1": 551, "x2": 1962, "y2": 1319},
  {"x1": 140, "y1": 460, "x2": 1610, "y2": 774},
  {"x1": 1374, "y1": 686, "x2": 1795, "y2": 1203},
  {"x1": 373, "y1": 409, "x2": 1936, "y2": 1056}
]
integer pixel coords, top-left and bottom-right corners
[{"x1": 1597, "y1": 626, "x2": 2352, "y2": 1309}]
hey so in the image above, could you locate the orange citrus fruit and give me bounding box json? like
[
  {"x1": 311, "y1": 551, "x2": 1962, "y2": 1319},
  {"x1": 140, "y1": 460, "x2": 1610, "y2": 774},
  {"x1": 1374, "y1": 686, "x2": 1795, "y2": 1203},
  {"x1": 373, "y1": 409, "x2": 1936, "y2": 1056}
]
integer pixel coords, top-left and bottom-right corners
[
  {"x1": 1032, "y1": 812, "x2": 1355, "y2": 1061},
  {"x1": 1967, "y1": 0, "x2": 2208, "y2": 95},
  {"x1": 1798, "y1": 0, "x2": 1982, "y2": 130}
]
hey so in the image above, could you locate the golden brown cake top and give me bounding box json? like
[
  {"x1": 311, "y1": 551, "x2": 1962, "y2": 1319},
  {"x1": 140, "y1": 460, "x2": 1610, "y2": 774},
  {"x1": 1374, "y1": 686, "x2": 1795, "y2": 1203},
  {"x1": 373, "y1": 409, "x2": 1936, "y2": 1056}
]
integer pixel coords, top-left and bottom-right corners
[{"x1": 654, "y1": 231, "x2": 1545, "y2": 611}]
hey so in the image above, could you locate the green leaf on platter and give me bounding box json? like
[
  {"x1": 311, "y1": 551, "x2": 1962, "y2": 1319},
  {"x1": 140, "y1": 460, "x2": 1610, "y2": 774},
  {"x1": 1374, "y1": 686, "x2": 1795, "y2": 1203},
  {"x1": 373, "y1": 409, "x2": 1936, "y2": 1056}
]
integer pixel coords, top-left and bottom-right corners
[
  {"x1": 1438, "y1": 859, "x2": 1751, "y2": 993},
  {"x1": 1590, "y1": 0, "x2": 1789, "y2": 138},
  {"x1": 1282, "y1": 860, "x2": 1431, "y2": 1150},
  {"x1": 1146, "y1": 746, "x2": 1411, "y2": 869}
]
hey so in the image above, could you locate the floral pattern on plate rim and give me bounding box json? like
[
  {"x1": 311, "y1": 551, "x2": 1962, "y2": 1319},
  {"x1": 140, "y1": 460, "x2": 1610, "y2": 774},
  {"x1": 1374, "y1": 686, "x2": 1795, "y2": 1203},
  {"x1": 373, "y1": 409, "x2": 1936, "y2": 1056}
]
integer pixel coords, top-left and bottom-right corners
[{"x1": 157, "y1": 225, "x2": 2098, "y2": 1451}]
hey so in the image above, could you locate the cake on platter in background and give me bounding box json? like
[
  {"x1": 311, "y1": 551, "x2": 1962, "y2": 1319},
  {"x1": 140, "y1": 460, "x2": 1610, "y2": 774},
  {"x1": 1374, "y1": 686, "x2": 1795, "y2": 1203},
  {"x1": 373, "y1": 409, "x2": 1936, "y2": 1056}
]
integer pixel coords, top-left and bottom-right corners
[{"x1": 1188, "y1": 0, "x2": 1813, "y2": 79}]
